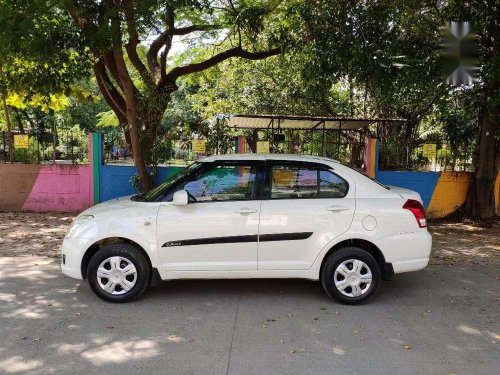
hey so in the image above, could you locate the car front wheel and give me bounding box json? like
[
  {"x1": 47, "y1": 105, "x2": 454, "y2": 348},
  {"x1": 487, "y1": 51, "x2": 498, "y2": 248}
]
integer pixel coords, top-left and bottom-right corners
[
  {"x1": 87, "y1": 243, "x2": 151, "y2": 303},
  {"x1": 321, "y1": 247, "x2": 381, "y2": 305}
]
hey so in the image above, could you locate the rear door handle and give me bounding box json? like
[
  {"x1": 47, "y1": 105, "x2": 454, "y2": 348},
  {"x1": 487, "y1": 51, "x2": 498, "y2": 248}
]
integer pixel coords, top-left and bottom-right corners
[
  {"x1": 326, "y1": 206, "x2": 348, "y2": 212},
  {"x1": 236, "y1": 208, "x2": 257, "y2": 214}
]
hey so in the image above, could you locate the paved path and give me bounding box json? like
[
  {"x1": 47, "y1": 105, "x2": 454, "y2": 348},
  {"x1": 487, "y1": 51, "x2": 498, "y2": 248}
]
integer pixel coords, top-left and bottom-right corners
[{"x1": 0, "y1": 245, "x2": 498, "y2": 375}]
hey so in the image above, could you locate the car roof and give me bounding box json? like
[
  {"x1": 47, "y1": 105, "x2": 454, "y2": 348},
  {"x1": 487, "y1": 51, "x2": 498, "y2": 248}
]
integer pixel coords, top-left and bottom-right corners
[{"x1": 200, "y1": 153, "x2": 340, "y2": 165}]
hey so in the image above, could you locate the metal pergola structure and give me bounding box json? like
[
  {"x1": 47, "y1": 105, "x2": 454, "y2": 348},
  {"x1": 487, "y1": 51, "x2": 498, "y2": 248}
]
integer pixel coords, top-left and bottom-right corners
[{"x1": 224, "y1": 114, "x2": 405, "y2": 158}]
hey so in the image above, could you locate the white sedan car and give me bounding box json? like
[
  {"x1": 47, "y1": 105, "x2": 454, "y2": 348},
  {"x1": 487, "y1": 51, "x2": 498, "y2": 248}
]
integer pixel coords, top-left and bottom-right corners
[{"x1": 61, "y1": 154, "x2": 431, "y2": 304}]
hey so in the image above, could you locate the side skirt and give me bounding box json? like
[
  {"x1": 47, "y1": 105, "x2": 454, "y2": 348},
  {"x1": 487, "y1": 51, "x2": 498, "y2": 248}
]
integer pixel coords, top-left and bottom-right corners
[{"x1": 156, "y1": 269, "x2": 320, "y2": 281}]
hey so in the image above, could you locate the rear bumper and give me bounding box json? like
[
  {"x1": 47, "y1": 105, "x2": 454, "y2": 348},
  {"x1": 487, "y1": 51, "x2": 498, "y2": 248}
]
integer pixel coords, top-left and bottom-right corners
[
  {"x1": 392, "y1": 258, "x2": 429, "y2": 273},
  {"x1": 380, "y1": 230, "x2": 432, "y2": 274}
]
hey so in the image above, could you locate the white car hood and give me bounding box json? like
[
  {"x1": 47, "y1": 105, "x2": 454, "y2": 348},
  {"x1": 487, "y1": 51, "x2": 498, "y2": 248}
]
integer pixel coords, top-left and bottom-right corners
[
  {"x1": 80, "y1": 195, "x2": 136, "y2": 216},
  {"x1": 386, "y1": 185, "x2": 423, "y2": 204}
]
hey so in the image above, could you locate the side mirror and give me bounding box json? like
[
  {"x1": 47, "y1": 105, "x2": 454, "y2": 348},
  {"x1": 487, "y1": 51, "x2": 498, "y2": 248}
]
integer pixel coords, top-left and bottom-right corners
[{"x1": 173, "y1": 190, "x2": 189, "y2": 206}]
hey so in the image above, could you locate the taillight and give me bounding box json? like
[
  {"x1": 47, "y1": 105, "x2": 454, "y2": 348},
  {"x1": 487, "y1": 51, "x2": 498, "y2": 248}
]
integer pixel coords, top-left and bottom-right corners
[{"x1": 403, "y1": 199, "x2": 427, "y2": 228}]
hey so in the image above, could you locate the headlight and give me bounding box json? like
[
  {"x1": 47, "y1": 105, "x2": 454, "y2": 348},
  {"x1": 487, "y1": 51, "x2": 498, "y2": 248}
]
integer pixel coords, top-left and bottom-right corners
[{"x1": 66, "y1": 215, "x2": 94, "y2": 238}]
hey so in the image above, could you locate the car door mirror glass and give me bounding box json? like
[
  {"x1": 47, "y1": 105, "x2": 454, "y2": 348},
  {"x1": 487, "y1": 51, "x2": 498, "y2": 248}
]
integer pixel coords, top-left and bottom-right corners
[{"x1": 173, "y1": 190, "x2": 189, "y2": 206}]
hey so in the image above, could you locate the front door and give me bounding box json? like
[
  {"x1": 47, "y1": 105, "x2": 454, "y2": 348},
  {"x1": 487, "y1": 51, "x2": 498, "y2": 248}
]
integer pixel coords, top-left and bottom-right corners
[
  {"x1": 258, "y1": 162, "x2": 355, "y2": 270},
  {"x1": 157, "y1": 162, "x2": 262, "y2": 271}
]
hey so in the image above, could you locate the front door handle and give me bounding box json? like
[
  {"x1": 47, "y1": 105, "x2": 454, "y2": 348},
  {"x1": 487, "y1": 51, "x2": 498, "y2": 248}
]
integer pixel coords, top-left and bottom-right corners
[
  {"x1": 326, "y1": 206, "x2": 348, "y2": 212},
  {"x1": 236, "y1": 208, "x2": 257, "y2": 214}
]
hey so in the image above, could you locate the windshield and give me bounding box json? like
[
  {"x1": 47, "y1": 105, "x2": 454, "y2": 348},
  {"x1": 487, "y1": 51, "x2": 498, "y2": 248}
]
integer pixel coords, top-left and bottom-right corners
[{"x1": 133, "y1": 162, "x2": 202, "y2": 202}]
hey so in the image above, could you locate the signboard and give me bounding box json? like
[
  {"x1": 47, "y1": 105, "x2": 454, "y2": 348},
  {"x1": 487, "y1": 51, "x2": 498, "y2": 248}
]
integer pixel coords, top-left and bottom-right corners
[
  {"x1": 256, "y1": 141, "x2": 270, "y2": 153},
  {"x1": 422, "y1": 144, "x2": 437, "y2": 158},
  {"x1": 14, "y1": 134, "x2": 29, "y2": 149},
  {"x1": 191, "y1": 139, "x2": 206, "y2": 153}
]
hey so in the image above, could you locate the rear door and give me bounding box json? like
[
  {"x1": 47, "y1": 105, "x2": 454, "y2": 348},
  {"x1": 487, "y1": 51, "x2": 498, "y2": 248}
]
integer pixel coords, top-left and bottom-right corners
[{"x1": 258, "y1": 161, "x2": 355, "y2": 270}]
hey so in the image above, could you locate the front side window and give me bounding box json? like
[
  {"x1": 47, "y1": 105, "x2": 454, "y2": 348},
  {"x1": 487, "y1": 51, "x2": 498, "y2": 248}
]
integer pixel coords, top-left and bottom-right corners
[
  {"x1": 134, "y1": 162, "x2": 202, "y2": 202},
  {"x1": 183, "y1": 165, "x2": 257, "y2": 202},
  {"x1": 270, "y1": 165, "x2": 348, "y2": 199}
]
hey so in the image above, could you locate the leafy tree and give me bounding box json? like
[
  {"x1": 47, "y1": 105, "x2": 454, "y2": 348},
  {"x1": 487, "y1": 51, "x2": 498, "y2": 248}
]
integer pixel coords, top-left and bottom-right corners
[
  {"x1": 59, "y1": 0, "x2": 296, "y2": 190},
  {"x1": 445, "y1": 1, "x2": 500, "y2": 220},
  {"x1": 0, "y1": 0, "x2": 90, "y2": 162},
  {"x1": 300, "y1": 1, "x2": 446, "y2": 168},
  {"x1": 295, "y1": 0, "x2": 498, "y2": 219}
]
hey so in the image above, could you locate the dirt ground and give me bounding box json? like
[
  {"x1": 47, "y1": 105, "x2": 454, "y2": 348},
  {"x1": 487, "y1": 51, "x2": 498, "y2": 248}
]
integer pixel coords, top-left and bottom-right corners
[
  {"x1": 0, "y1": 212, "x2": 73, "y2": 258},
  {"x1": 1, "y1": 212, "x2": 499, "y2": 263}
]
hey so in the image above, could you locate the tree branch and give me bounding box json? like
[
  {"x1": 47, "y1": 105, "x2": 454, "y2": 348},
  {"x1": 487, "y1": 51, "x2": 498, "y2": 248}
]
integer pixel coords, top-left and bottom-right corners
[
  {"x1": 93, "y1": 58, "x2": 127, "y2": 122},
  {"x1": 147, "y1": 19, "x2": 221, "y2": 78},
  {"x1": 166, "y1": 46, "x2": 281, "y2": 83},
  {"x1": 147, "y1": 8, "x2": 175, "y2": 77},
  {"x1": 102, "y1": 51, "x2": 124, "y2": 91},
  {"x1": 123, "y1": 5, "x2": 152, "y2": 83},
  {"x1": 173, "y1": 24, "x2": 220, "y2": 35}
]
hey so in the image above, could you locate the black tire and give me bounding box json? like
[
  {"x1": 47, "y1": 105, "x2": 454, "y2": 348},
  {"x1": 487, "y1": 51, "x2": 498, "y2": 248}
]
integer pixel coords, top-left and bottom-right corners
[
  {"x1": 321, "y1": 247, "x2": 381, "y2": 305},
  {"x1": 87, "y1": 243, "x2": 151, "y2": 303}
]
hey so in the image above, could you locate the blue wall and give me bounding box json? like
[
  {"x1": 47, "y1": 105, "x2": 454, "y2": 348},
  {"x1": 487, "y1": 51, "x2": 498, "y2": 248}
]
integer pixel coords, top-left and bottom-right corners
[
  {"x1": 376, "y1": 171, "x2": 440, "y2": 209},
  {"x1": 100, "y1": 165, "x2": 184, "y2": 202}
]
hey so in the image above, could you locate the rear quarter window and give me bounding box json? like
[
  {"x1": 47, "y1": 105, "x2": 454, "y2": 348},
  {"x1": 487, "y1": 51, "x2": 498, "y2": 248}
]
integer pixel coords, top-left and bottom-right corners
[{"x1": 319, "y1": 170, "x2": 348, "y2": 198}]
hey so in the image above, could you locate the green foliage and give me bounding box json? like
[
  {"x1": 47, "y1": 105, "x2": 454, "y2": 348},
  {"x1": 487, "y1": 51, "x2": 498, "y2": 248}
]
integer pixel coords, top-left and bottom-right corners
[
  {"x1": 204, "y1": 117, "x2": 234, "y2": 155},
  {"x1": 0, "y1": 0, "x2": 90, "y2": 96},
  {"x1": 96, "y1": 110, "x2": 120, "y2": 129},
  {"x1": 156, "y1": 139, "x2": 173, "y2": 162},
  {"x1": 301, "y1": 0, "x2": 443, "y2": 118}
]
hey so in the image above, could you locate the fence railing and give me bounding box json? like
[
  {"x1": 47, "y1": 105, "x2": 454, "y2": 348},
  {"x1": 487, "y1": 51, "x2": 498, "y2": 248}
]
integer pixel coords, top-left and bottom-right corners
[{"x1": 0, "y1": 128, "x2": 88, "y2": 164}]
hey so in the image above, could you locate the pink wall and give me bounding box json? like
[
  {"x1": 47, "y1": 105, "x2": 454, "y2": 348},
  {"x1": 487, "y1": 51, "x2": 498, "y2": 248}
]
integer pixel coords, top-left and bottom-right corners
[{"x1": 21, "y1": 164, "x2": 93, "y2": 212}]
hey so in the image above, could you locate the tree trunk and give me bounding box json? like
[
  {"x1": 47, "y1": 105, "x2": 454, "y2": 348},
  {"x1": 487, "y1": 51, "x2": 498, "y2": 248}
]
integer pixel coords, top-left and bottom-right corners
[
  {"x1": 465, "y1": 108, "x2": 498, "y2": 220},
  {"x1": 348, "y1": 76, "x2": 354, "y2": 117},
  {"x1": 1, "y1": 93, "x2": 13, "y2": 163},
  {"x1": 112, "y1": 48, "x2": 154, "y2": 192}
]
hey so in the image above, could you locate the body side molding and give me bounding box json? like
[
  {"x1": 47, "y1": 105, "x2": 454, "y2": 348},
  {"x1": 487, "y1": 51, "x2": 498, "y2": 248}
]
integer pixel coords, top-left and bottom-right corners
[{"x1": 162, "y1": 232, "x2": 313, "y2": 247}]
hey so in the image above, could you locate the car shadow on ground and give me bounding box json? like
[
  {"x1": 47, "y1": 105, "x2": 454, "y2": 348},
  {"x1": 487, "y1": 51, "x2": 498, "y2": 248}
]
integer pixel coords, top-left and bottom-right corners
[{"x1": 74, "y1": 273, "x2": 414, "y2": 305}]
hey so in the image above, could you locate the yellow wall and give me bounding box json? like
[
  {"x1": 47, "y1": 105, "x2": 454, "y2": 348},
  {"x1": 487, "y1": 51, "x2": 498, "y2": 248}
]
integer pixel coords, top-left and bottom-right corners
[
  {"x1": 427, "y1": 172, "x2": 473, "y2": 218},
  {"x1": 427, "y1": 171, "x2": 500, "y2": 218}
]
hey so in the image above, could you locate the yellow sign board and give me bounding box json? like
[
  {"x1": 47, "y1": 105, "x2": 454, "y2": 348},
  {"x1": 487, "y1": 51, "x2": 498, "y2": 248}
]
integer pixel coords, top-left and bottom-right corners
[
  {"x1": 256, "y1": 141, "x2": 270, "y2": 153},
  {"x1": 14, "y1": 134, "x2": 29, "y2": 149},
  {"x1": 422, "y1": 143, "x2": 437, "y2": 158},
  {"x1": 191, "y1": 139, "x2": 206, "y2": 153}
]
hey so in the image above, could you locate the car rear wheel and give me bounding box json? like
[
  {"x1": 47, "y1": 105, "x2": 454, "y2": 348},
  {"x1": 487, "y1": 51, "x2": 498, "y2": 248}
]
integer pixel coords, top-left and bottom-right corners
[
  {"x1": 321, "y1": 247, "x2": 381, "y2": 305},
  {"x1": 87, "y1": 243, "x2": 151, "y2": 303}
]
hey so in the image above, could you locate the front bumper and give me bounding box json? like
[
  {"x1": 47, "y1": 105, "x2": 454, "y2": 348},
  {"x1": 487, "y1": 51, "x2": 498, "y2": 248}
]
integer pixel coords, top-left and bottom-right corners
[{"x1": 61, "y1": 237, "x2": 93, "y2": 280}]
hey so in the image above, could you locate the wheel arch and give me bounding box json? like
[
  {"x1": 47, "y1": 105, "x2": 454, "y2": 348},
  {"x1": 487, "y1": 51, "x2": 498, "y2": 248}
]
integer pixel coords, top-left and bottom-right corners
[
  {"x1": 81, "y1": 237, "x2": 153, "y2": 282},
  {"x1": 319, "y1": 238, "x2": 393, "y2": 281}
]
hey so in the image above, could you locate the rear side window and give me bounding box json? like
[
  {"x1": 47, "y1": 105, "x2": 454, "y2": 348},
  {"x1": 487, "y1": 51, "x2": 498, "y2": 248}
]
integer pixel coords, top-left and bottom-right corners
[
  {"x1": 272, "y1": 166, "x2": 318, "y2": 198},
  {"x1": 270, "y1": 165, "x2": 348, "y2": 199}
]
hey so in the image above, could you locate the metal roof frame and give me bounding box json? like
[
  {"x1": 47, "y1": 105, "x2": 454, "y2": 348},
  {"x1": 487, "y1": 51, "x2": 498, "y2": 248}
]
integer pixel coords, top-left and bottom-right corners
[{"x1": 224, "y1": 114, "x2": 405, "y2": 131}]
